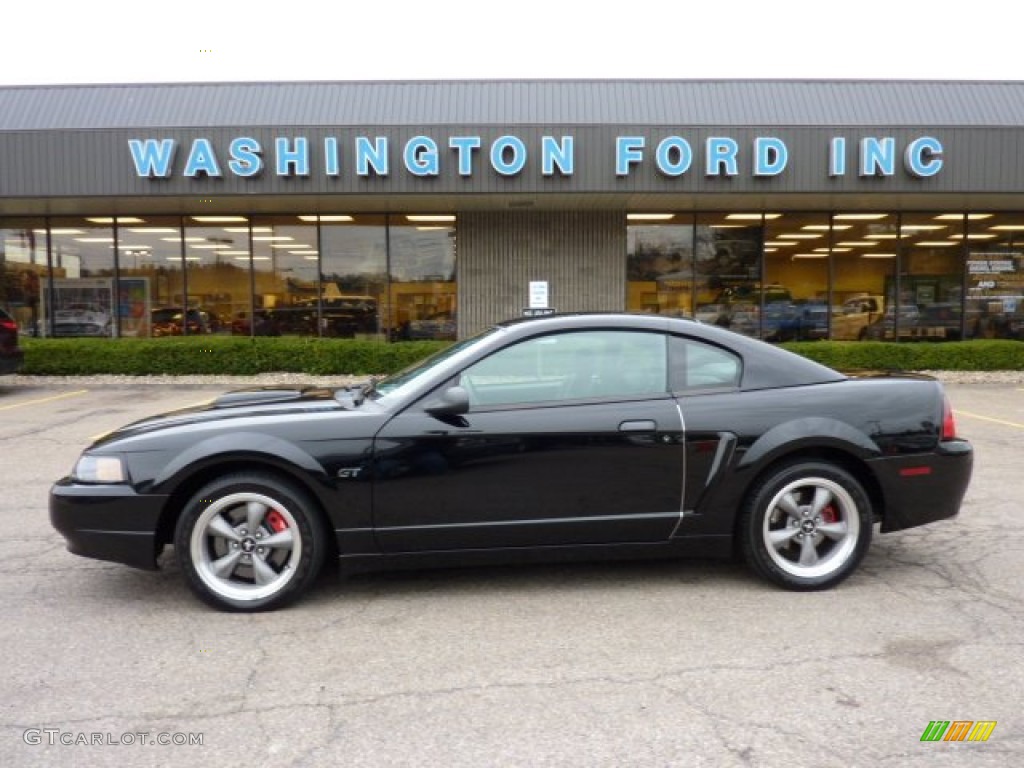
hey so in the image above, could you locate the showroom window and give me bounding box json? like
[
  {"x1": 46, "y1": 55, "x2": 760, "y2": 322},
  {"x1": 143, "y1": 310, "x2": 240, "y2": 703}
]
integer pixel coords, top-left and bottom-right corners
[
  {"x1": 116, "y1": 216, "x2": 186, "y2": 338},
  {"x1": 763, "y1": 213, "x2": 830, "y2": 341},
  {"x1": 695, "y1": 213, "x2": 762, "y2": 337},
  {"x1": 898, "y1": 213, "x2": 966, "y2": 341},
  {"x1": 47, "y1": 217, "x2": 117, "y2": 337},
  {"x1": 626, "y1": 214, "x2": 694, "y2": 317},
  {"x1": 389, "y1": 215, "x2": 457, "y2": 342},
  {"x1": 829, "y1": 213, "x2": 898, "y2": 341},
  {"x1": 0, "y1": 218, "x2": 47, "y2": 337},
  {"x1": 249, "y1": 215, "x2": 321, "y2": 337},
  {"x1": 965, "y1": 213, "x2": 1023, "y2": 340},
  {"x1": 320, "y1": 214, "x2": 387, "y2": 340}
]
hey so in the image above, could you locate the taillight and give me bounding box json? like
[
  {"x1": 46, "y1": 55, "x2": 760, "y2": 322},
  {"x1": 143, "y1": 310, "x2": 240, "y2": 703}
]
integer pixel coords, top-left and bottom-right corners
[
  {"x1": 0, "y1": 318, "x2": 16, "y2": 332},
  {"x1": 941, "y1": 394, "x2": 957, "y2": 441}
]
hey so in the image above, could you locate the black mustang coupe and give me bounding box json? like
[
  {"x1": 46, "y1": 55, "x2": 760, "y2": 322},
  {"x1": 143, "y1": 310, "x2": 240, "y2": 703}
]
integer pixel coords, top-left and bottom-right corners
[{"x1": 51, "y1": 314, "x2": 973, "y2": 611}]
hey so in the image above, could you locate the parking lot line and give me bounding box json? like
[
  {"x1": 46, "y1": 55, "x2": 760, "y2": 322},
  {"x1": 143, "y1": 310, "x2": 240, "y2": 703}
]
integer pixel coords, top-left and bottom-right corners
[
  {"x1": 0, "y1": 389, "x2": 89, "y2": 412},
  {"x1": 955, "y1": 409, "x2": 1024, "y2": 430}
]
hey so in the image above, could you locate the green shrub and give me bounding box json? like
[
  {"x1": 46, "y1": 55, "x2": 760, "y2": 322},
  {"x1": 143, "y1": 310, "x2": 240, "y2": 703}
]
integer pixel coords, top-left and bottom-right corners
[
  {"x1": 19, "y1": 337, "x2": 452, "y2": 376},
  {"x1": 780, "y1": 340, "x2": 1024, "y2": 372},
  {"x1": 17, "y1": 337, "x2": 1024, "y2": 376}
]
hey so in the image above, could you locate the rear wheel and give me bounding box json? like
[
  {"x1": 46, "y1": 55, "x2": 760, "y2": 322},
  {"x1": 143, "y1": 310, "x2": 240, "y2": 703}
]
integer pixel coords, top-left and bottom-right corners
[
  {"x1": 739, "y1": 461, "x2": 872, "y2": 590},
  {"x1": 174, "y1": 473, "x2": 328, "y2": 611}
]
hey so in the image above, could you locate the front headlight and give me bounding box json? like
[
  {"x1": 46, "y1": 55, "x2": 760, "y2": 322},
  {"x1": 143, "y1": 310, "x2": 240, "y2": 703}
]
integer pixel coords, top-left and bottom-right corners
[{"x1": 72, "y1": 455, "x2": 127, "y2": 484}]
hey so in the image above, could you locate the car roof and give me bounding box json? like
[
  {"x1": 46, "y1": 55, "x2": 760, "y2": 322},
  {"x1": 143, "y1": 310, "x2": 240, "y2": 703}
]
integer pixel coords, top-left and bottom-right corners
[{"x1": 494, "y1": 313, "x2": 845, "y2": 390}]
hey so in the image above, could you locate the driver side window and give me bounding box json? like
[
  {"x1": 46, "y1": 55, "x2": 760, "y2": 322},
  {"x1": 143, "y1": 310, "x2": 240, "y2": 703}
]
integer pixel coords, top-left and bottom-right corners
[{"x1": 460, "y1": 330, "x2": 668, "y2": 407}]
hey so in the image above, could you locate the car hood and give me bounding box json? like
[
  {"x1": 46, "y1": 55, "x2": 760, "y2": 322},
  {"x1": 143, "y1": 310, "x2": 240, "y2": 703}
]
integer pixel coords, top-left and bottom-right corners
[{"x1": 91, "y1": 385, "x2": 365, "y2": 448}]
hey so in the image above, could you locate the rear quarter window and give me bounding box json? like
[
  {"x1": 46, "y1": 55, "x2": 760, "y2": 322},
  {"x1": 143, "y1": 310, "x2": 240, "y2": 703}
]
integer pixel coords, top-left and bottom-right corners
[{"x1": 669, "y1": 336, "x2": 742, "y2": 392}]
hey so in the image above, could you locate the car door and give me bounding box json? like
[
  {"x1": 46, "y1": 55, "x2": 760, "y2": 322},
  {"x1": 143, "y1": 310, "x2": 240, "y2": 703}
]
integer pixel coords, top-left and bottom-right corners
[{"x1": 371, "y1": 329, "x2": 686, "y2": 552}]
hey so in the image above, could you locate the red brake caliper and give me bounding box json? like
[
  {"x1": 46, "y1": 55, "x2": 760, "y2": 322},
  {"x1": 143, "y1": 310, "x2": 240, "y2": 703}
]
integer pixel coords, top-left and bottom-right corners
[
  {"x1": 265, "y1": 510, "x2": 288, "y2": 533},
  {"x1": 820, "y1": 505, "x2": 838, "y2": 524}
]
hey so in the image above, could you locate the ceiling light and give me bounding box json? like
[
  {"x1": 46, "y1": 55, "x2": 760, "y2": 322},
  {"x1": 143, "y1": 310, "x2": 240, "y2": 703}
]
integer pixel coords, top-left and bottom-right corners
[
  {"x1": 86, "y1": 217, "x2": 145, "y2": 224},
  {"x1": 725, "y1": 213, "x2": 781, "y2": 220},
  {"x1": 777, "y1": 233, "x2": 822, "y2": 239},
  {"x1": 271, "y1": 242, "x2": 306, "y2": 248},
  {"x1": 833, "y1": 213, "x2": 888, "y2": 220},
  {"x1": 627, "y1": 213, "x2": 675, "y2": 221},
  {"x1": 40, "y1": 229, "x2": 85, "y2": 235},
  {"x1": 290, "y1": 250, "x2": 319, "y2": 255},
  {"x1": 950, "y1": 234, "x2": 997, "y2": 240},
  {"x1": 934, "y1": 213, "x2": 993, "y2": 220},
  {"x1": 298, "y1": 215, "x2": 354, "y2": 222},
  {"x1": 74, "y1": 237, "x2": 115, "y2": 243},
  {"x1": 989, "y1": 225, "x2": 1024, "y2": 231},
  {"x1": 218, "y1": 250, "x2": 249, "y2": 256},
  {"x1": 161, "y1": 237, "x2": 204, "y2": 242},
  {"x1": 900, "y1": 225, "x2": 946, "y2": 232},
  {"x1": 915, "y1": 241, "x2": 957, "y2": 247},
  {"x1": 190, "y1": 216, "x2": 249, "y2": 223},
  {"x1": 406, "y1": 214, "x2": 456, "y2": 222},
  {"x1": 860, "y1": 253, "x2": 897, "y2": 259},
  {"x1": 764, "y1": 241, "x2": 796, "y2": 247},
  {"x1": 792, "y1": 253, "x2": 827, "y2": 259},
  {"x1": 837, "y1": 241, "x2": 879, "y2": 247},
  {"x1": 252, "y1": 236, "x2": 294, "y2": 241},
  {"x1": 801, "y1": 224, "x2": 852, "y2": 231},
  {"x1": 127, "y1": 227, "x2": 177, "y2": 234},
  {"x1": 191, "y1": 244, "x2": 233, "y2": 250},
  {"x1": 865, "y1": 234, "x2": 898, "y2": 240}
]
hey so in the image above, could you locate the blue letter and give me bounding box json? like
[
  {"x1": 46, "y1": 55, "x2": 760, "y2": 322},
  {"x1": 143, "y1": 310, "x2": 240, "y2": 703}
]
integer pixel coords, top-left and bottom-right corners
[
  {"x1": 324, "y1": 137, "x2": 340, "y2": 176},
  {"x1": 904, "y1": 136, "x2": 943, "y2": 178},
  {"x1": 129, "y1": 139, "x2": 177, "y2": 178},
  {"x1": 655, "y1": 137, "x2": 692, "y2": 177},
  {"x1": 860, "y1": 137, "x2": 896, "y2": 176},
  {"x1": 184, "y1": 138, "x2": 222, "y2": 178},
  {"x1": 490, "y1": 136, "x2": 527, "y2": 176},
  {"x1": 228, "y1": 137, "x2": 262, "y2": 177},
  {"x1": 616, "y1": 137, "x2": 645, "y2": 176},
  {"x1": 706, "y1": 138, "x2": 739, "y2": 176},
  {"x1": 275, "y1": 137, "x2": 310, "y2": 176},
  {"x1": 356, "y1": 137, "x2": 389, "y2": 176},
  {"x1": 404, "y1": 136, "x2": 439, "y2": 176},
  {"x1": 829, "y1": 137, "x2": 847, "y2": 177},
  {"x1": 541, "y1": 136, "x2": 574, "y2": 176},
  {"x1": 754, "y1": 137, "x2": 787, "y2": 176},
  {"x1": 449, "y1": 136, "x2": 481, "y2": 176}
]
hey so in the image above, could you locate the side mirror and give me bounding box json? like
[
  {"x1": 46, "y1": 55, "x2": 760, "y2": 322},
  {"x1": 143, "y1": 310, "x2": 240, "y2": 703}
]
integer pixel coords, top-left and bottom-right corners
[{"x1": 424, "y1": 386, "x2": 470, "y2": 416}]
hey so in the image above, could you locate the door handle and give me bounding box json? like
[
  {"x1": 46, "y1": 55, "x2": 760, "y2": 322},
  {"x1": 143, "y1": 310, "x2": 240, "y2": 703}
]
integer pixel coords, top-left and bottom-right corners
[{"x1": 619, "y1": 419, "x2": 657, "y2": 432}]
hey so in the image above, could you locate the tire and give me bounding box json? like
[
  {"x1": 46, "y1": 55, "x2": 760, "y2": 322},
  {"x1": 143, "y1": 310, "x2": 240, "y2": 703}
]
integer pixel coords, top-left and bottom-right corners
[
  {"x1": 739, "y1": 461, "x2": 872, "y2": 591},
  {"x1": 174, "y1": 473, "x2": 329, "y2": 612}
]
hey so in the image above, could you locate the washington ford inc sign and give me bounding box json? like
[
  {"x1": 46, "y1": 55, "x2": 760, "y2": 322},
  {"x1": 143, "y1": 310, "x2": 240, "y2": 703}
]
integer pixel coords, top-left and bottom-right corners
[{"x1": 128, "y1": 135, "x2": 944, "y2": 180}]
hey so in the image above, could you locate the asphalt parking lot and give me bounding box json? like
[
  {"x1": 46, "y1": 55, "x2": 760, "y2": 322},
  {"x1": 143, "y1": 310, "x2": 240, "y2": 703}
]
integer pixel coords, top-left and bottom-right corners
[{"x1": 0, "y1": 377, "x2": 1021, "y2": 767}]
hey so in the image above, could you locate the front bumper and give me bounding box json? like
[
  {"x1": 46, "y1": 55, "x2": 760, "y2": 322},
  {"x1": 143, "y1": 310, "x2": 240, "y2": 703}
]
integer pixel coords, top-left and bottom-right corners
[
  {"x1": 49, "y1": 478, "x2": 169, "y2": 570},
  {"x1": 872, "y1": 439, "x2": 974, "y2": 533}
]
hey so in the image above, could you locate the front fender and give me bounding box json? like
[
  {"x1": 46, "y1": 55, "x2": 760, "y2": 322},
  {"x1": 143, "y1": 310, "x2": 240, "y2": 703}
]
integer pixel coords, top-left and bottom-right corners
[
  {"x1": 151, "y1": 431, "x2": 328, "y2": 491},
  {"x1": 738, "y1": 417, "x2": 880, "y2": 469}
]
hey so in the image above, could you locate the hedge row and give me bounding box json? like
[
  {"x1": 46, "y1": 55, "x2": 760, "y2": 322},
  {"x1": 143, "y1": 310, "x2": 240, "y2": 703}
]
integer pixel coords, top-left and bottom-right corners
[
  {"x1": 16, "y1": 337, "x2": 1024, "y2": 376},
  {"x1": 780, "y1": 339, "x2": 1024, "y2": 372},
  {"x1": 19, "y1": 337, "x2": 452, "y2": 376}
]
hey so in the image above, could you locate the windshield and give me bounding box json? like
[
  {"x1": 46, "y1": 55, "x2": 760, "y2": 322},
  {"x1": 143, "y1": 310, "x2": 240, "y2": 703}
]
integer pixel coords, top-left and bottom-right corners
[{"x1": 371, "y1": 327, "x2": 501, "y2": 400}]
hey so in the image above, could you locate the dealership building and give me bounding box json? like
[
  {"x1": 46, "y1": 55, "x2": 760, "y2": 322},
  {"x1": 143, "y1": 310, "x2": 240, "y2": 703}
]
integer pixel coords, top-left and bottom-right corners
[{"x1": 1, "y1": 79, "x2": 1023, "y2": 342}]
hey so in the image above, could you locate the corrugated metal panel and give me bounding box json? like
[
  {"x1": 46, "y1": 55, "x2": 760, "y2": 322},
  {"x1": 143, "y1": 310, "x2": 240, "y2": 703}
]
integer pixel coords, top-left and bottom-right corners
[
  {"x1": 458, "y1": 211, "x2": 625, "y2": 336},
  {"x1": 4, "y1": 80, "x2": 1024, "y2": 131}
]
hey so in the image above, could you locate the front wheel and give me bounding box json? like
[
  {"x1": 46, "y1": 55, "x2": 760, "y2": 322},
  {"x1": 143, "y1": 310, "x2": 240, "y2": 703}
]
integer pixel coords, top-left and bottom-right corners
[
  {"x1": 174, "y1": 473, "x2": 328, "y2": 611},
  {"x1": 739, "y1": 462, "x2": 873, "y2": 591}
]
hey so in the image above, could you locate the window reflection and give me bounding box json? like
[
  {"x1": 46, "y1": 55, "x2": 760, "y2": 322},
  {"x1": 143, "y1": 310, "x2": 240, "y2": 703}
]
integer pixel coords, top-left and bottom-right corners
[
  {"x1": 250, "y1": 216, "x2": 320, "y2": 337},
  {"x1": 626, "y1": 217, "x2": 694, "y2": 316},
  {"x1": 390, "y1": 216, "x2": 457, "y2": 342},
  {"x1": 695, "y1": 214, "x2": 761, "y2": 337},
  {"x1": 320, "y1": 215, "x2": 387, "y2": 340},
  {"x1": 117, "y1": 216, "x2": 184, "y2": 337}
]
